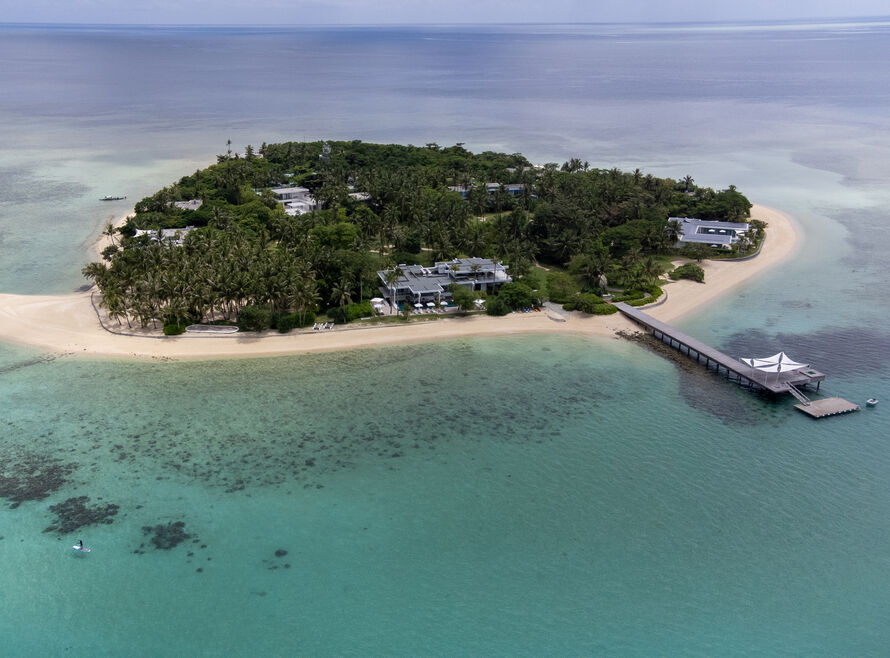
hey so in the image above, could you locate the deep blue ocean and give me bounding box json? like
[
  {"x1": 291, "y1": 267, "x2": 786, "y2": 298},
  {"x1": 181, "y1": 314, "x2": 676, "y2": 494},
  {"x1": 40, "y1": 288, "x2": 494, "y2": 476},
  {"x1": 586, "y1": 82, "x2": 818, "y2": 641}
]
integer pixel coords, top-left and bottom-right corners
[{"x1": 1, "y1": 20, "x2": 890, "y2": 655}]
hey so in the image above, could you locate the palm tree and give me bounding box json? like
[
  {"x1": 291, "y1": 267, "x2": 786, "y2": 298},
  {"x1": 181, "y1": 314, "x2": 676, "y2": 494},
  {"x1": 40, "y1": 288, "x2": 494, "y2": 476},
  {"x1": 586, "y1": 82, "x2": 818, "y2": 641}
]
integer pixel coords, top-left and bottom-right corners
[
  {"x1": 641, "y1": 256, "x2": 662, "y2": 284},
  {"x1": 664, "y1": 219, "x2": 682, "y2": 247},
  {"x1": 622, "y1": 247, "x2": 642, "y2": 270},
  {"x1": 570, "y1": 252, "x2": 610, "y2": 290},
  {"x1": 383, "y1": 267, "x2": 402, "y2": 315},
  {"x1": 82, "y1": 261, "x2": 109, "y2": 289},
  {"x1": 294, "y1": 276, "x2": 320, "y2": 327},
  {"x1": 102, "y1": 221, "x2": 118, "y2": 247},
  {"x1": 330, "y1": 276, "x2": 354, "y2": 318}
]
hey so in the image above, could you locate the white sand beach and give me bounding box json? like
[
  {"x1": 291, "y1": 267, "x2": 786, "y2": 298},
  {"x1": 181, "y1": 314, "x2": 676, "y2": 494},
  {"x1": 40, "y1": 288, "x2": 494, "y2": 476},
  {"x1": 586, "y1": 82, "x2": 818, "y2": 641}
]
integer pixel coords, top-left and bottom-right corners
[{"x1": 0, "y1": 204, "x2": 796, "y2": 360}]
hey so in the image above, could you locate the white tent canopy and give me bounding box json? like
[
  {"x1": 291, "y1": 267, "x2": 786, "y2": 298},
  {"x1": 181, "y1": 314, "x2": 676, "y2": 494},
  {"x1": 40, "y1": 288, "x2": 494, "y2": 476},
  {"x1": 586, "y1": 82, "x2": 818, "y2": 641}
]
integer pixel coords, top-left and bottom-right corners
[{"x1": 739, "y1": 352, "x2": 808, "y2": 373}]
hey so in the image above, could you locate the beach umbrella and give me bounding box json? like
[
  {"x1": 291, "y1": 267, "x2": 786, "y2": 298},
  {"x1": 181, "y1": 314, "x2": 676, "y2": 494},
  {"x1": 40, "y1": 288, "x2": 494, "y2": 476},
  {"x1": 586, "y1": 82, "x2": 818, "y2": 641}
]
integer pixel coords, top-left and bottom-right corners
[
  {"x1": 414, "y1": 302, "x2": 423, "y2": 308},
  {"x1": 439, "y1": 299, "x2": 447, "y2": 306},
  {"x1": 426, "y1": 301, "x2": 435, "y2": 307}
]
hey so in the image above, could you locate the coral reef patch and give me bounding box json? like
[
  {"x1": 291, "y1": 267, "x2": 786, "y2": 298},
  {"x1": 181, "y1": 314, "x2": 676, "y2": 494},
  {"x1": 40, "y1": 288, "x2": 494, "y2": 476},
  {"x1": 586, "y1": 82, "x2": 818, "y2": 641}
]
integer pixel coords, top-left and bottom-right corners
[
  {"x1": 142, "y1": 521, "x2": 192, "y2": 550},
  {"x1": 0, "y1": 452, "x2": 76, "y2": 508},
  {"x1": 44, "y1": 495, "x2": 120, "y2": 534}
]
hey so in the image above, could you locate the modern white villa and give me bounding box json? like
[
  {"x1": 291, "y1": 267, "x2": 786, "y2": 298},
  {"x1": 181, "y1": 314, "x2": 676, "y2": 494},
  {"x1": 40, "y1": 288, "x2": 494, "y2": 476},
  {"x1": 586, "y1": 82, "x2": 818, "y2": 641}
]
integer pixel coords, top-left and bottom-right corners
[
  {"x1": 133, "y1": 226, "x2": 197, "y2": 246},
  {"x1": 673, "y1": 217, "x2": 750, "y2": 250},
  {"x1": 172, "y1": 199, "x2": 203, "y2": 211},
  {"x1": 447, "y1": 183, "x2": 526, "y2": 198},
  {"x1": 271, "y1": 186, "x2": 320, "y2": 216},
  {"x1": 378, "y1": 258, "x2": 511, "y2": 306}
]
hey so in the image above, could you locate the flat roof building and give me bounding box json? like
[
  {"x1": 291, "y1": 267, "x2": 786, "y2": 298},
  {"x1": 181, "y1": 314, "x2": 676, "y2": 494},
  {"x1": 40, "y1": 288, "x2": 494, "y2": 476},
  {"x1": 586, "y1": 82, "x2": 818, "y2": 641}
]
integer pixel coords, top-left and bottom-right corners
[
  {"x1": 270, "y1": 186, "x2": 320, "y2": 215},
  {"x1": 172, "y1": 199, "x2": 203, "y2": 211},
  {"x1": 674, "y1": 217, "x2": 750, "y2": 250},
  {"x1": 378, "y1": 258, "x2": 511, "y2": 305},
  {"x1": 448, "y1": 183, "x2": 527, "y2": 198},
  {"x1": 133, "y1": 226, "x2": 197, "y2": 246},
  {"x1": 271, "y1": 186, "x2": 313, "y2": 201}
]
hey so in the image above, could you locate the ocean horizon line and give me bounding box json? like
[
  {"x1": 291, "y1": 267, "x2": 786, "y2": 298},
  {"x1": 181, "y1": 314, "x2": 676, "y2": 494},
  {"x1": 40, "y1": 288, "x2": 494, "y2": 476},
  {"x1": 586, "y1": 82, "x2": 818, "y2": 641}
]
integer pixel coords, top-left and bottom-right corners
[{"x1": 2, "y1": 16, "x2": 890, "y2": 31}]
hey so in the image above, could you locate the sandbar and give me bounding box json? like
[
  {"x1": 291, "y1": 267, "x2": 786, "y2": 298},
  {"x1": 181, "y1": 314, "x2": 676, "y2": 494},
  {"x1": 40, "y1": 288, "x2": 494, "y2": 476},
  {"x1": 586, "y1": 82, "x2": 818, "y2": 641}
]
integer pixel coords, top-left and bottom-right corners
[{"x1": 0, "y1": 204, "x2": 796, "y2": 360}]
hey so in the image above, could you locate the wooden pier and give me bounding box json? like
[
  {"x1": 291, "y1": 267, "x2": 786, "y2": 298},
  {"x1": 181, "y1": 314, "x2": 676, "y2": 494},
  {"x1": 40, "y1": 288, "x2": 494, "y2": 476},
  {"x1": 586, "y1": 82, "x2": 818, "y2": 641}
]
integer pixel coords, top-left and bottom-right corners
[{"x1": 615, "y1": 304, "x2": 860, "y2": 418}]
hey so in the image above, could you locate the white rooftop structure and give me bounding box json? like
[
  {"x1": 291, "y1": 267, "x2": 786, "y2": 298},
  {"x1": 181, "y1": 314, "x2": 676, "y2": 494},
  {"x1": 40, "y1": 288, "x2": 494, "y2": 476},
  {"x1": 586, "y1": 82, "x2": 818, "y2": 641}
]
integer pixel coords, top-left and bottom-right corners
[
  {"x1": 378, "y1": 258, "x2": 511, "y2": 304},
  {"x1": 674, "y1": 217, "x2": 750, "y2": 249},
  {"x1": 133, "y1": 226, "x2": 197, "y2": 246},
  {"x1": 271, "y1": 186, "x2": 313, "y2": 201},
  {"x1": 270, "y1": 186, "x2": 319, "y2": 215},
  {"x1": 172, "y1": 199, "x2": 203, "y2": 211},
  {"x1": 448, "y1": 183, "x2": 526, "y2": 198},
  {"x1": 740, "y1": 352, "x2": 808, "y2": 373}
]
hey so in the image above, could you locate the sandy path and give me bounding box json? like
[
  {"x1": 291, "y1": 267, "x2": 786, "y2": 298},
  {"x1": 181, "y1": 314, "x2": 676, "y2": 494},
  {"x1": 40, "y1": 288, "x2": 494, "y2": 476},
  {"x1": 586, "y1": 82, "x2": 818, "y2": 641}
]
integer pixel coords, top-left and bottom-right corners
[{"x1": 0, "y1": 204, "x2": 796, "y2": 360}]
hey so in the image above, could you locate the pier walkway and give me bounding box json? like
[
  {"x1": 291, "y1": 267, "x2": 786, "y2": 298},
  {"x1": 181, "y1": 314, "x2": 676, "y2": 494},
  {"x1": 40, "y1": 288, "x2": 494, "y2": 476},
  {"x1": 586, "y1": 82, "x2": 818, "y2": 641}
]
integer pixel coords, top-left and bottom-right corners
[{"x1": 615, "y1": 303, "x2": 826, "y2": 394}]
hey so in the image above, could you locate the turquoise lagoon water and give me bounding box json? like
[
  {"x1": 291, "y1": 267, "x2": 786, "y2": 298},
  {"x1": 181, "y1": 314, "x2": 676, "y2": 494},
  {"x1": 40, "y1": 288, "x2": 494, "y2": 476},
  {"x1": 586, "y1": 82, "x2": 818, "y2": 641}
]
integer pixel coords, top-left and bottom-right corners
[
  {"x1": 2, "y1": 20, "x2": 890, "y2": 655},
  {"x1": 2, "y1": 336, "x2": 888, "y2": 655}
]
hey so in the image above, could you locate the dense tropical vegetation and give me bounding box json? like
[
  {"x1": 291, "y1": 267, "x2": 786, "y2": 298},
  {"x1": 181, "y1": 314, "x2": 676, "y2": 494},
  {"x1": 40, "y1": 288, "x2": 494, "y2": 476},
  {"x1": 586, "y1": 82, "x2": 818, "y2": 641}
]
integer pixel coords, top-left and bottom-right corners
[{"x1": 83, "y1": 140, "x2": 753, "y2": 331}]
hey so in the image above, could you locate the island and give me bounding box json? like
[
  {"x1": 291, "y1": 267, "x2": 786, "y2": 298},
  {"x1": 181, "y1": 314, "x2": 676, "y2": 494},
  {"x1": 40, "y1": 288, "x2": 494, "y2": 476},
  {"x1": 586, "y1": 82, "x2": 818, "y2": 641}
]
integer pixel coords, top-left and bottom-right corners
[{"x1": 0, "y1": 141, "x2": 797, "y2": 359}]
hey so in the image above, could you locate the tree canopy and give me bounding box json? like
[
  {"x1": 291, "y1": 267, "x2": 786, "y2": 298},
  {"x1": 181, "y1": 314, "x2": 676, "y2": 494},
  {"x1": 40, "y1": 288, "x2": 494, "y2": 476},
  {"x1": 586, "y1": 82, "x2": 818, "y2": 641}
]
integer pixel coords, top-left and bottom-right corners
[{"x1": 84, "y1": 140, "x2": 751, "y2": 328}]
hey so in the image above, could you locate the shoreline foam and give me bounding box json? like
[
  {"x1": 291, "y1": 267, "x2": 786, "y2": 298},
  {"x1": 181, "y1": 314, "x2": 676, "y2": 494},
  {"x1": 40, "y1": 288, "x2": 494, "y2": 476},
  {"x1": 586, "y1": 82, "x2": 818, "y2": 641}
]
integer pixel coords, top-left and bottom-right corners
[{"x1": 0, "y1": 204, "x2": 796, "y2": 361}]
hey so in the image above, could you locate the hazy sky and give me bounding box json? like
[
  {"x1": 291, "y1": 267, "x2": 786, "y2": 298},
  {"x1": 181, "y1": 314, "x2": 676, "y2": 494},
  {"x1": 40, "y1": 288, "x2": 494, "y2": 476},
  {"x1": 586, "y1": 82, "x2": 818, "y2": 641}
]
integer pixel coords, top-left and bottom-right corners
[{"x1": 1, "y1": 0, "x2": 887, "y2": 25}]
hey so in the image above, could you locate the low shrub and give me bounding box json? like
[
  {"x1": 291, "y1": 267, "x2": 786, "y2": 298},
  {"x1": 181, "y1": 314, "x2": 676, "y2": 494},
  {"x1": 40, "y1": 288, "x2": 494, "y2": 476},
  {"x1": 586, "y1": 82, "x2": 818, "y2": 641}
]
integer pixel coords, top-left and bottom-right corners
[
  {"x1": 327, "y1": 306, "x2": 348, "y2": 323},
  {"x1": 612, "y1": 290, "x2": 645, "y2": 302},
  {"x1": 269, "y1": 311, "x2": 315, "y2": 332},
  {"x1": 669, "y1": 263, "x2": 705, "y2": 282},
  {"x1": 276, "y1": 313, "x2": 300, "y2": 333},
  {"x1": 328, "y1": 301, "x2": 372, "y2": 324},
  {"x1": 497, "y1": 282, "x2": 538, "y2": 309},
  {"x1": 566, "y1": 293, "x2": 603, "y2": 314},
  {"x1": 163, "y1": 322, "x2": 186, "y2": 335},
  {"x1": 485, "y1": 295, "x2": 510, "y2": 316},
  {"x1": 564, "y1": 293, "x2": 618, "y2": 315},
  {"x1": 237, "y1": 305, "x2": 272, "y2": 331},
  {"x1": 347, "y1": 301, "x2": 373, "y2": 321},
  {"x1": 625, "y1": 285, "x2": 664, "y2": 307}
]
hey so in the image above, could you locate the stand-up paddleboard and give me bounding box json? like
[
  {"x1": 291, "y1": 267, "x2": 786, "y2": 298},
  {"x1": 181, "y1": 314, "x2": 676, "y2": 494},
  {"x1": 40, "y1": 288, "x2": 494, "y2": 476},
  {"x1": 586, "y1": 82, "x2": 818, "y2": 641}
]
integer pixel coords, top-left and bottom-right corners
[{"x1": 72, "y1": 545, "x2": 91, "y2": 553}]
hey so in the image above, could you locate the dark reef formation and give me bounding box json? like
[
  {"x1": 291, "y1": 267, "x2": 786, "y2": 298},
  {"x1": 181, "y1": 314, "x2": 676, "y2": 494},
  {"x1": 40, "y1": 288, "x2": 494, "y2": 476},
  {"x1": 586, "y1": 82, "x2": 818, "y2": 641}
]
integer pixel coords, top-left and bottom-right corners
[
  {"x1": 0, "y1": 452, "x2": 76, "y2": 508},
  {"x1": 142, "y1": 521, "x2": 191, "y2": 550},
  {"x1": 44, "y1": 495, "x2": 120, "y2": 534}
]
